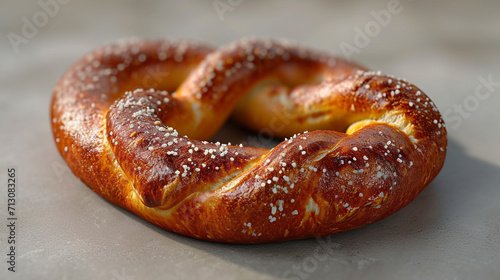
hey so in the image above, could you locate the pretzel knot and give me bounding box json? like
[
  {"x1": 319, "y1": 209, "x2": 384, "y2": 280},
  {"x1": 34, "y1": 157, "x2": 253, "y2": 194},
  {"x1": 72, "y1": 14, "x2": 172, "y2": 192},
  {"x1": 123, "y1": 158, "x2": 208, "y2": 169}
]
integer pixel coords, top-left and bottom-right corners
[{"x1": 51, "y1": 38, "x2": 447, "y2": 243}]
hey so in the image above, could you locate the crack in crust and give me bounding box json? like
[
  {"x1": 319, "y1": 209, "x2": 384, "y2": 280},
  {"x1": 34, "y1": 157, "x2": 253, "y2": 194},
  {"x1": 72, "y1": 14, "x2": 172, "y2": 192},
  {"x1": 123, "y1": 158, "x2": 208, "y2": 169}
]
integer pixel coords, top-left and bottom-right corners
[{"x1": 51, "y1": 38, "x2": 447, "y2": 243}]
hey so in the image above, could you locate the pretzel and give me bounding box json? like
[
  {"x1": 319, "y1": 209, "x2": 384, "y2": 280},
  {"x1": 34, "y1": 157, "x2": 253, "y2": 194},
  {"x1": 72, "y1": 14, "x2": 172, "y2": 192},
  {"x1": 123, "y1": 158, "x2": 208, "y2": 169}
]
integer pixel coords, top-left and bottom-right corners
[{"x1": 51, "y1": 38, "x2": 447, "y2": 243}]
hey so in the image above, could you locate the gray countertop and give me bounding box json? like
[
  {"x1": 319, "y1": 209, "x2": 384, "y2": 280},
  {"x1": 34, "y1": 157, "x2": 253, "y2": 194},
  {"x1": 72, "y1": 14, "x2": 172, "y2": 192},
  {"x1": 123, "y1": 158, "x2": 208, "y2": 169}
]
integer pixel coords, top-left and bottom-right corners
[{"x1": 1, "y1": 0, "x2": 499, "y2": 279}]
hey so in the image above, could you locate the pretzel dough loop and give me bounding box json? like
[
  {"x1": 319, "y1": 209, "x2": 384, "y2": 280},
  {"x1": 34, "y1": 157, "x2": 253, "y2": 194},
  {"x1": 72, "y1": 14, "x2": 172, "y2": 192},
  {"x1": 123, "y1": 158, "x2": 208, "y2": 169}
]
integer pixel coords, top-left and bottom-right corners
[{"x1": 51, "y1": 38, "x2": 447, "y2": 243}]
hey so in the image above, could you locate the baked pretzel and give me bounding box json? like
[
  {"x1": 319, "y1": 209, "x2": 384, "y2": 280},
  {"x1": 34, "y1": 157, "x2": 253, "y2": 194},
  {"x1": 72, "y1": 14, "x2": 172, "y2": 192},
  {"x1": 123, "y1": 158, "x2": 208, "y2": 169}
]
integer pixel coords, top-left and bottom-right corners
[{"x1": 51, "y1": 38, "x2": 447, "y2": 243}]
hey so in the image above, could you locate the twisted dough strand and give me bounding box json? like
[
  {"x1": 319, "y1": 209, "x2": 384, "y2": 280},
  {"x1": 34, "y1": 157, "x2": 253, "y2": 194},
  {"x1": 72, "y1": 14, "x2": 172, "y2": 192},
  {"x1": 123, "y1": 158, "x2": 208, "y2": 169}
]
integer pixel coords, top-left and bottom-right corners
[{"x1": 51, "y1": 38, "x2": 446, "y2": 243}]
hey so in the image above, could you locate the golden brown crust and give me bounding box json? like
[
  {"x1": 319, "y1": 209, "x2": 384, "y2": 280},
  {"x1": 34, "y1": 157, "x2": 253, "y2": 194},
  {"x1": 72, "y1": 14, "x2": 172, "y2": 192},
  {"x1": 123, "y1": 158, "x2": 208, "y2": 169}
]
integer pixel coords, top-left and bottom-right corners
[{"x1": 51, "y1": 38, "x2": 447, "y2": 243}]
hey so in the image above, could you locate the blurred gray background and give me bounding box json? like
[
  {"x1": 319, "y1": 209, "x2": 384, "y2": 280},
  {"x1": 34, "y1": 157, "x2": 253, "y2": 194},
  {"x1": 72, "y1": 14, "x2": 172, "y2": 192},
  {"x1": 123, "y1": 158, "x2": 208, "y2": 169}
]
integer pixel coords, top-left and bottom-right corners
[{"x1": 1, "y1": 0, "x2": 499, "y2": 279}]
